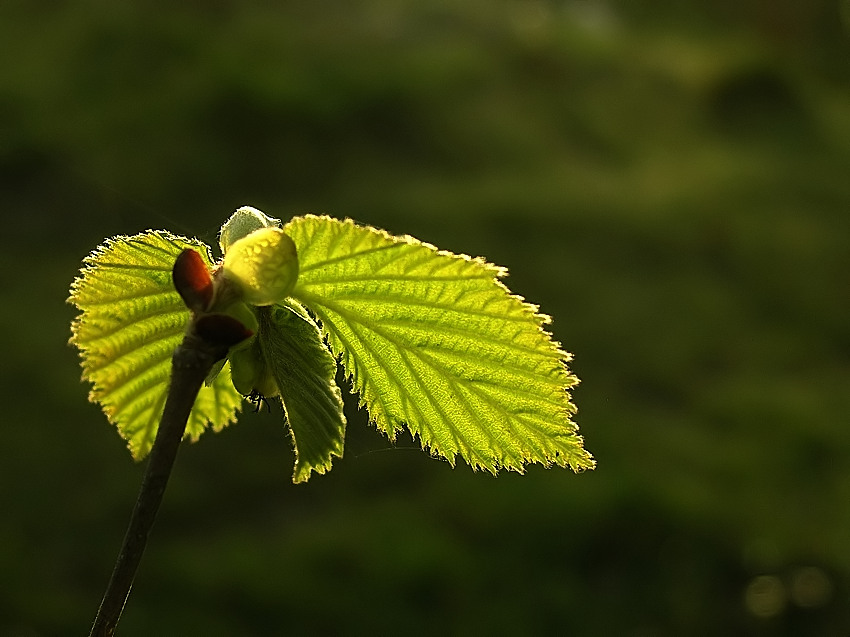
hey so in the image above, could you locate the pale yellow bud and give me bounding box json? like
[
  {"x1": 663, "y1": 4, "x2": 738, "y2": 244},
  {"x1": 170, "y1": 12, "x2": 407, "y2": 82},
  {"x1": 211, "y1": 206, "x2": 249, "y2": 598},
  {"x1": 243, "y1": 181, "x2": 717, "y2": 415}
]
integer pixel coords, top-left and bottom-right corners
[{"x1": 221, "y1": 227, "x2": 298, "y2": 306}]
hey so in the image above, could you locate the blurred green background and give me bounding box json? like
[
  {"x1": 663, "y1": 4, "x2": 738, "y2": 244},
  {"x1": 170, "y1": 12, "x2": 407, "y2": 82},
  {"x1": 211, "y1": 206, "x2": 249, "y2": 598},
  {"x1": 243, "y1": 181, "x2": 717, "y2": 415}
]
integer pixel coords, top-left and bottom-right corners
[{"x1": 2, "y1": 1, "x2": 849, "y2": 635}]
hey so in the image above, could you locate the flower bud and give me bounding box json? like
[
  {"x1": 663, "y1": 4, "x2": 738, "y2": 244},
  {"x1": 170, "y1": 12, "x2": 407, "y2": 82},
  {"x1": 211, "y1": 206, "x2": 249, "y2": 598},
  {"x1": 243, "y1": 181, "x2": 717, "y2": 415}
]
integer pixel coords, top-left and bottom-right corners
[{"x1": 221, "y1": 227, "x2": 299, "y2": 306}]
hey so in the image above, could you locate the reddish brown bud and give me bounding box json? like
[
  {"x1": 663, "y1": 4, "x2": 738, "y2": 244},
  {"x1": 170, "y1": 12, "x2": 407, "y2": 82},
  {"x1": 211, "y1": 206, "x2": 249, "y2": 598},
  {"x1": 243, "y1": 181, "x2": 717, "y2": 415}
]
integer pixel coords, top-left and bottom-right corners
[
  {"x1": 173, "y1": 249, "x2": 214, "y2": 312},
  {"x1": 195, "y1": 313, "x2": 254, "y2": 348}
]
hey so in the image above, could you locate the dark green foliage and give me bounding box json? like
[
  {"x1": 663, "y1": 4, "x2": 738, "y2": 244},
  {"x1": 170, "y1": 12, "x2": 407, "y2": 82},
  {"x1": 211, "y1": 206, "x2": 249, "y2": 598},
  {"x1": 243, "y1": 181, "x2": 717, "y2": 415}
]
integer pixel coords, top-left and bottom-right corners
[{"x1": 3, "y1": 1, "x2": 849, "y2": 635}]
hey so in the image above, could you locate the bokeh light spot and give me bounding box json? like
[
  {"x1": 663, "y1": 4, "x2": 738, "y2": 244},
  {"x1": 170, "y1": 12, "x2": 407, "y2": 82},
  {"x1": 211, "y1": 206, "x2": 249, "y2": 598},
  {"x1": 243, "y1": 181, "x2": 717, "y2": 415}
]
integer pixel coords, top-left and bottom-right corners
[{"x1": 744, "y1": 575, "x2": 786, "y2": 619}]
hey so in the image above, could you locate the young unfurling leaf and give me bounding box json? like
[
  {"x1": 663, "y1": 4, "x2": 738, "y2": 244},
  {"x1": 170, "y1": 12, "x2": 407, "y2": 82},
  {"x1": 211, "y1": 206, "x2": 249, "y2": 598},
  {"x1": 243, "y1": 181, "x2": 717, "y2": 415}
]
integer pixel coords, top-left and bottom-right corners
[{"x1": 256, "y1": 301, "x2": 346, "y2": 483}]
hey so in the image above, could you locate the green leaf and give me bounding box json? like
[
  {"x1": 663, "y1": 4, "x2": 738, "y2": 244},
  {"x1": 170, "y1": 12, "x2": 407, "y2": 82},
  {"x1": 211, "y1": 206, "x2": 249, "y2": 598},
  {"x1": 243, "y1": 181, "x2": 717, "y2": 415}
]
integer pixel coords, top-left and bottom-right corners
[
  {"x1": 284, "y1": 215, "x2": 594, "y2": 474},
  {"x1": 256, "y1": 301, "x2": 346, "y2": 483},
  {"x1": 69, "y1": 231, "x2": 243, "y2": 459}
]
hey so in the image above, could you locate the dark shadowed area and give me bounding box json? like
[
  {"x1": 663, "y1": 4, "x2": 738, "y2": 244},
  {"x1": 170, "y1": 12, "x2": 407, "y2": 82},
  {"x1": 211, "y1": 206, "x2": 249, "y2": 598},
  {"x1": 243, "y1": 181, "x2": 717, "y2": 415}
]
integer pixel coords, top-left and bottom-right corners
[{"x1": 2, "y1": 1, "x2": 849, "y2": 635}]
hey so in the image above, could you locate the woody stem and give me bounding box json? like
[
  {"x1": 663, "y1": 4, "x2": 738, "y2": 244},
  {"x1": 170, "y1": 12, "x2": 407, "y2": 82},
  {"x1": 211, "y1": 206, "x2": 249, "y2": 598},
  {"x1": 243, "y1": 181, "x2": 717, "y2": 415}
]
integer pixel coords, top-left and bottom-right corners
[{"x1": 89, "y1": 329, "x2": 229, "y2": 637}]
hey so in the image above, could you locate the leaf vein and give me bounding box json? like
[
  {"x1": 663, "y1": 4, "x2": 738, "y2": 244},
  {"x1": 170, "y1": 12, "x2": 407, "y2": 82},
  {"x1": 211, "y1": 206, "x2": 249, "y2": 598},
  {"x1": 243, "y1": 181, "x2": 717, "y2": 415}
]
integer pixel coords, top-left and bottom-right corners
[
  {"x1": 296, "y1": 289, "x2": 531, "y2": 324},
  {"x1": 299, "y1": 241, "x2": 405, "y2": 274}
]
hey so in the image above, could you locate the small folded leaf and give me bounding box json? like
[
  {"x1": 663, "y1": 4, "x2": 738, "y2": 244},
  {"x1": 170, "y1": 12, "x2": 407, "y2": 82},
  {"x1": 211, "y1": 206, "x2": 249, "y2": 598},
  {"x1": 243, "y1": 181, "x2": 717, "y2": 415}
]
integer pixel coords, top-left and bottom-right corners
[
  {"x1": 256, "y1": 302, "x2": 346, "y2": 483},
  {"x1": 285, "y1": 215, "x2": 594, "y2": 474},
  {"x1": 219, "y1": 205, "x2": 281, "y2": 254},
  {"x1": 69, "y1": 231, "x2": 243, "y2": 459}
]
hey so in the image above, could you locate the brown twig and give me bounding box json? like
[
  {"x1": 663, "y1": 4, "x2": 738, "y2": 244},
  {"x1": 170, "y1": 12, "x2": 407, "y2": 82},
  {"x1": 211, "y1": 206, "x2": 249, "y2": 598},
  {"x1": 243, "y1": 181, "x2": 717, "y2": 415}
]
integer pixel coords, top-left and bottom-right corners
[{"x1": 89, "y1": 329, "x2": 230, "y2": 637}]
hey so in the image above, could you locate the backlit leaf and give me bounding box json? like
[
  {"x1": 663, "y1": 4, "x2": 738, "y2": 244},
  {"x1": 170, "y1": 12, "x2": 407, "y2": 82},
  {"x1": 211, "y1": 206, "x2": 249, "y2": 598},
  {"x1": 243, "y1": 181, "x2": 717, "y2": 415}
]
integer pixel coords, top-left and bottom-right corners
[
  {"x1": 284, "y1": 215, "x2": 594, "y2": 474},
  {"x1": 257, "y1": 301, "x2": 346, "y2": 483},
  {"x1": 69, "y1": 231, "x2": 243, "y2": 459}
]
